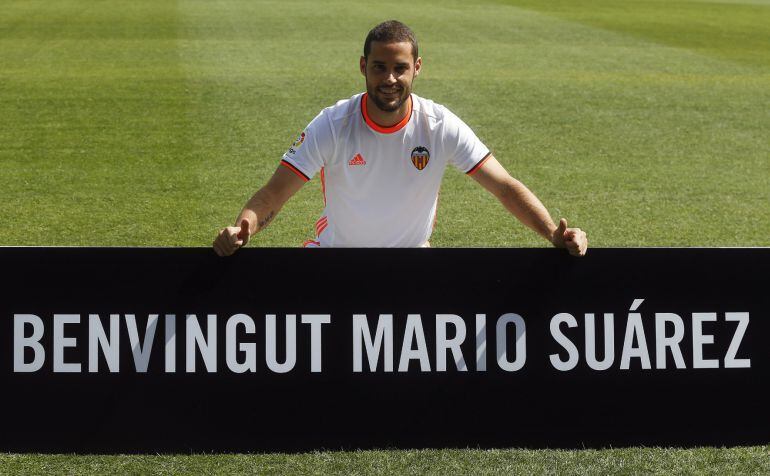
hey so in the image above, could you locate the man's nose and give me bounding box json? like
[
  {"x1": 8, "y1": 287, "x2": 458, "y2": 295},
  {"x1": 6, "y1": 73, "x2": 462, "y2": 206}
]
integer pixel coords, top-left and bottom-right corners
[{"x1": 383, "y1": 72, "x2": 397, "y2": 84}]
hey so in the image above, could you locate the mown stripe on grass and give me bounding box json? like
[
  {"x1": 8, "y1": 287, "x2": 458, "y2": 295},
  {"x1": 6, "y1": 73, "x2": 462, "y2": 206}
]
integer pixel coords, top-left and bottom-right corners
[
  {"x1": 0, "y1": 1, "x2": 201, "y2": 245},
  {"x1": 500, "y1": 0, "x2": 770, "y2": 70}
]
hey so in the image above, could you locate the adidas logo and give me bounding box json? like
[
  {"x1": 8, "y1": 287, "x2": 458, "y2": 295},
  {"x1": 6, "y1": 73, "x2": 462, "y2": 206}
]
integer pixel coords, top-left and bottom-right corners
[{"x1": 348, "y1": 153, "x2": 366, "y2": 166}]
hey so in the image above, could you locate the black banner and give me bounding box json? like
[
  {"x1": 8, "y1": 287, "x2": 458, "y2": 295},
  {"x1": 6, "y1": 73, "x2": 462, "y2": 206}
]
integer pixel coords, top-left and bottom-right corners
[{"x1": 0, "y1": 247, "x2": 768, "y2": 452}]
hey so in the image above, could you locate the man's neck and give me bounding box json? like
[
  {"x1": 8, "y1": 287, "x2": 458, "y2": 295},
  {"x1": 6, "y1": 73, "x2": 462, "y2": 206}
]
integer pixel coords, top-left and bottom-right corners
[{"x1": 365, "y1": 94, "x2": 411, "y2": 127}]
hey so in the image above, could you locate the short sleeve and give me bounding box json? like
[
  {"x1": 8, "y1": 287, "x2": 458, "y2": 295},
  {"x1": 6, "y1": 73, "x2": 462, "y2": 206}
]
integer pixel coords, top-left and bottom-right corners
[
  {"x1": 445, "y1": 110, "x2": 491, "y2": 175},
  {"x1": 280, "y1": 110, "x2": 333, "y2": 181}
]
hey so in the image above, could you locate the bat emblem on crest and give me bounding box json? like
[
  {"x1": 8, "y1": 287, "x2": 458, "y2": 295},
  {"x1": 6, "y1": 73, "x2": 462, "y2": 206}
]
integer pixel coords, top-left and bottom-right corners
[{"x1": 411, "y1": 146, "x2": 430, "y2": 171}]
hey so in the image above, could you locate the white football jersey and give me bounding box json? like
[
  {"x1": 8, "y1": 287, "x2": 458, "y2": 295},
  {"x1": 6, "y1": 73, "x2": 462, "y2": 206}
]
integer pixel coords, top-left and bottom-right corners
[{"x1": 281, "y1": 92, "x2": 490, "y2": 247}]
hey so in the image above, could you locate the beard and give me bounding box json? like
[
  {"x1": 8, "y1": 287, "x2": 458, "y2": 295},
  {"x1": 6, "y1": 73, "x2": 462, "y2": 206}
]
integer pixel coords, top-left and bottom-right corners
[{"x1": 367, "y1": 83, "x2": 410, "y2": 112}]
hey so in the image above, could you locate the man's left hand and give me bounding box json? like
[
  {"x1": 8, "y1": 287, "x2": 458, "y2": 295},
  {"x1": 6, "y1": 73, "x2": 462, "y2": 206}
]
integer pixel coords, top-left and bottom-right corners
[{"x1": 551, "y1": 218, "x2": 588, "y2": 257}]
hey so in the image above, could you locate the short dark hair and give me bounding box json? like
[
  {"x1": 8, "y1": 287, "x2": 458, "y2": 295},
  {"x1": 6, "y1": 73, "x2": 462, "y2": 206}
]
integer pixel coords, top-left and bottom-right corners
[{"x1": 363, "y1": 20, "x2": 419, "y2": 61}]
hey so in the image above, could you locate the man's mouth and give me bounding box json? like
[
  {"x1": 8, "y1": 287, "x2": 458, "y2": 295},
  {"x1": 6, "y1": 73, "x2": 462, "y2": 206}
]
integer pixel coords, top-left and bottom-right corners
[{"x1": 378, "y1": 87, "x2": 402, "y2": 97}]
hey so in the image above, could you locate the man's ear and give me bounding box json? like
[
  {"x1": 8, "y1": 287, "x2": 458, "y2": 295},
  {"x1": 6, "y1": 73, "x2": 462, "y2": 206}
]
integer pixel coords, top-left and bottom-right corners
[
  {"x1": 414, "y1": 56, "x2": 422, "y2": 77},
  {"x1": 360, "y1": 56, "x2": 367, "y2": 76}
]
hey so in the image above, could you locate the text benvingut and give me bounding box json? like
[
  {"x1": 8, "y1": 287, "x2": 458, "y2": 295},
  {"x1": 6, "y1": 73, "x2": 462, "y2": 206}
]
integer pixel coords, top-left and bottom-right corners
[{"x1": 12, "y1": 310, "x2": 750, "y2": 373}]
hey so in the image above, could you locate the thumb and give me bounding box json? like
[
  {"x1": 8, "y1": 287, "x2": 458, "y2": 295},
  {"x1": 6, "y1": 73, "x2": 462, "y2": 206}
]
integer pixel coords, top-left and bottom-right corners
[
  {"x1": 237, "y1": 219, "x2": 251, "y2": 240},
  {"x1": 556, "y1": 218, "x2": 568, "y2": 236},
  {"x1": 551, "y1": 218, "x2": 567, "y2": 246}
]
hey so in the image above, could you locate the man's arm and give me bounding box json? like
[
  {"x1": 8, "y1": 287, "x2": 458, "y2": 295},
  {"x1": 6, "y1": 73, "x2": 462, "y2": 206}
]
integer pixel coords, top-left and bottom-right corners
[
  {"x1": 213, "y1": 165, "x2": 306, "y2": 256},
  {"x1": 469, "y1": 155, "x2": 588, "y2": 256}
]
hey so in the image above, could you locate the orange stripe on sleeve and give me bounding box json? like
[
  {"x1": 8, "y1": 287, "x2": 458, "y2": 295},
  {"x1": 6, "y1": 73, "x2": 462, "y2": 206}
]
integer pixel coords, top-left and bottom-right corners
[
  {"x1": 280, "y1": 160, "x2": 310, "y2": 182},
  {"x1": 466, "y1": 152, "x2": 492, "y2": 176}
]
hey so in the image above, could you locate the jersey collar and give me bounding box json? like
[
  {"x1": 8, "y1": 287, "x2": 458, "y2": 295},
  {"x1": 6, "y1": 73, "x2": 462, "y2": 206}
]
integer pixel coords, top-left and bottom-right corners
[{"x1": 361, "y1": 93, "x2": 413, "y2": 134}]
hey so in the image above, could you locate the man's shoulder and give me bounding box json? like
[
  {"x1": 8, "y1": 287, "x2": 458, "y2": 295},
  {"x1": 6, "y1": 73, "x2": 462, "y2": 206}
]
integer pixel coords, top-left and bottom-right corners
[
  {"x1": 318, "y1": 93, "x2": 364, "y2": 123},
  {"x1": 412, "y1": 94, "x2": 463, "y2": 126}
]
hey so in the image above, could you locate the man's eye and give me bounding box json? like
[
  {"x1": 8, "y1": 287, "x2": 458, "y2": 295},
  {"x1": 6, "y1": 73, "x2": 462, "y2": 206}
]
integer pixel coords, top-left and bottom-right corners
[{"x1": 374, "y1": 65, "x2": 385, "y2": 71}]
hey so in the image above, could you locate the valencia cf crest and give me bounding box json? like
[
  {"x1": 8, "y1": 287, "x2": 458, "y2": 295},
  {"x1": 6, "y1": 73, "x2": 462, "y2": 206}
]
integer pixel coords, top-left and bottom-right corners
[{"x1": 411, "y1": 146, "x2": 430, "y2": 171}]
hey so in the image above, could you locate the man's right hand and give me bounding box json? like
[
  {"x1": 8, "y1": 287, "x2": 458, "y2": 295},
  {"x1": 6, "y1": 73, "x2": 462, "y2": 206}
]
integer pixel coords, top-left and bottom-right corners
[{"x1": 213, "y1": 218, "x2": 251, "y2": 257}]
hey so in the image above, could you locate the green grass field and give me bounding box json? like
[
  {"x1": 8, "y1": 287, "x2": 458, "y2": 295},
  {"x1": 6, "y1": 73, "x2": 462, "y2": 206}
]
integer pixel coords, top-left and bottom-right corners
[
  {"x1": 2, "y1": 447, "x2": 770, "y2": 474},
  {"x1": 1, "y1": 0, "x2": 769, "y2": 472},
  {"x1": 2, "y1": 0, "x2": 768, "y2": 248}
]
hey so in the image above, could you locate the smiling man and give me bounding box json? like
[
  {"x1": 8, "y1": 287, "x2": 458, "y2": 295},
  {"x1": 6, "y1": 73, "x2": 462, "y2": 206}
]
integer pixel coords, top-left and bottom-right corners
[{"x1": 213, "y1": 20, "x2": 588, "y2": 255}]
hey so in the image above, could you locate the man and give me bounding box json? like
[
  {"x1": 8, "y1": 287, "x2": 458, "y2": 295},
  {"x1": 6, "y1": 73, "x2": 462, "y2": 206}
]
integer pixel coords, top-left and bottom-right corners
[{"x1": 213, "y1": 20, "x2": 587, "y2": 256}]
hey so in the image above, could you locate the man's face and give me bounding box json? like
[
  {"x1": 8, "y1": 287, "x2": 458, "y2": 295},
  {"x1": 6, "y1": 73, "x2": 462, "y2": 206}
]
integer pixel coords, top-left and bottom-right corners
[{"x1": 360, "y1": 41, "x2": 421, "y2": 113}]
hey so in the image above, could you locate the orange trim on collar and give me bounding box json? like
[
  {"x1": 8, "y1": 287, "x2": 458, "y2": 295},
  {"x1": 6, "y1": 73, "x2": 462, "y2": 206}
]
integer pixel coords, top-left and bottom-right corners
[{"x1": 361, "y1": 93, "x2": 412, "y2": 134}]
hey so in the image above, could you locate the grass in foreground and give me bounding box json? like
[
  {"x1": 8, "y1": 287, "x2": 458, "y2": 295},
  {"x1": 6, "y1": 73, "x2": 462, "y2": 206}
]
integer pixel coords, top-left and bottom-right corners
[{"x1": 2, "y1": 447, "x2": 770, "y2": 474}]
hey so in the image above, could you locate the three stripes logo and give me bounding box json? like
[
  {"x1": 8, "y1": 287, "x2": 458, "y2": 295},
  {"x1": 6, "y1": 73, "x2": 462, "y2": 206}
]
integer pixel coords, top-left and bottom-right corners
[
  {"x1": 349, "y1": 153, "x2": 366, "y2": 166},
  {"x1": 411, "y1": 146, "x2": 430, "y2": 171}
]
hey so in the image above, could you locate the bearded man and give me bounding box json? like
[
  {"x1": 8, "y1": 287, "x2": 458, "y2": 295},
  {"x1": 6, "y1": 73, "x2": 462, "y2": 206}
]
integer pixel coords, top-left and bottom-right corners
[{"x1": 214, "y1": 20, "x2": 587, "y2": 256}]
